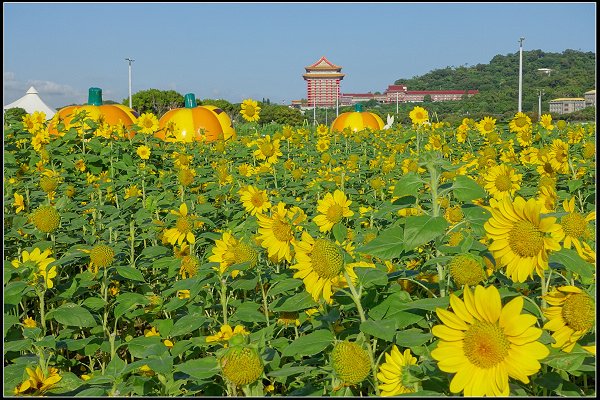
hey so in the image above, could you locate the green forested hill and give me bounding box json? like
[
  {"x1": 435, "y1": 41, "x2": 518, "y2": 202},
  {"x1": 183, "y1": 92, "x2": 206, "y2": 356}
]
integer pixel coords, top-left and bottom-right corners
[{"x1": 392, "y1": 49, "x2": 596, "y2": 119}]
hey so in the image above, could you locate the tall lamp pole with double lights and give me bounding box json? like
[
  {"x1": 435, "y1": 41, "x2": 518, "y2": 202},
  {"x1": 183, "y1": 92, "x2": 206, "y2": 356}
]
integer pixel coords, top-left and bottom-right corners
[
  {"x1": 518, "y1": 37, "x2": 524, "y2": 113},
  {"x1": 125, "y1": 58, "x2": 135, "y2": 108}
]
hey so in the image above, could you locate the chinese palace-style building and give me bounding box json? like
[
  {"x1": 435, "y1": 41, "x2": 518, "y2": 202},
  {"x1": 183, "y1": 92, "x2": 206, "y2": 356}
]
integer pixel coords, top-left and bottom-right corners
[
  {"x1": 294, "y1": 57, "x2": 479, "y2": 109},
  {"x1": 303, "y1": 56, "x2": 345, "y2": 107}
]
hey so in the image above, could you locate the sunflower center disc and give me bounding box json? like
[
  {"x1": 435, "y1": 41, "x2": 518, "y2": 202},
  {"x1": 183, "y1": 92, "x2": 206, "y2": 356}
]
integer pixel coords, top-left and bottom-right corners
[
  {"x1": 463, "y1": 321, "x2": 509, "y2": 368},
  {"x1": 508, "y1": 220, "x2": 544, "y2": 257},
  {"x1": 562, "y1": 293, "x2": 595, "y2": 332},
  {"x1": 310, "y1": 239, "x2": 344, "y2": 279}
]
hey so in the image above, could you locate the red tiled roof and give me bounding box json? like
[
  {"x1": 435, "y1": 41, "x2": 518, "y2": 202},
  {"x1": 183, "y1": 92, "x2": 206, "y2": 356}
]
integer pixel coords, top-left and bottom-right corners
[{"x1": 406, "y1": 90, "x2": 479, "y2": 94}]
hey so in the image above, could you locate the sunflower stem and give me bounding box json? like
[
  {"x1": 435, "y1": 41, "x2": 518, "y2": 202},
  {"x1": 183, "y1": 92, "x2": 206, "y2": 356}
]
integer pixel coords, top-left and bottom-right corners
[
  {"x1": 257, "y1": 268, "x2": 271, "y2": 326},
  {"x1": 38, "y1": 288, "x2": 47, "y2": 335},
  {"x1": 397, "y1": 278, "x2": 438, "y2": 298},
  {"x1": 343, "y1": 271, "x2": 380, "y2": 396},
  {"x1": 129, "y1": 219, "x2": 135, "y2": 266},
  {"x1": 220, "y1": 277, "x2": 228, "y2": 326}
]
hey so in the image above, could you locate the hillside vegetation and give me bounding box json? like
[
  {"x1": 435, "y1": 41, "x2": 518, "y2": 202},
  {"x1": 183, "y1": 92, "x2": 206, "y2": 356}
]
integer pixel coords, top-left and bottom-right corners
[{"x1": 390, "y1": 49, "x2": 595, "y2": 121}]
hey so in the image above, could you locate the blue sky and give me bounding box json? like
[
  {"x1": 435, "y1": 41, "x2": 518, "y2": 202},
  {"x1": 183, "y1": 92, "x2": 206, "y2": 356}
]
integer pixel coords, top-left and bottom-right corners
[{"x1": 3, "y1": 2, "x2": 596, "y2": 109}]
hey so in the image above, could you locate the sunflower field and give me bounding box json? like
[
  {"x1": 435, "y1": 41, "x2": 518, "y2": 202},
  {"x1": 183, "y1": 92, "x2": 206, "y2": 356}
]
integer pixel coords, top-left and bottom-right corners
[{"x1": 3, "y1": 104, "x2": 596, "y2": 397}]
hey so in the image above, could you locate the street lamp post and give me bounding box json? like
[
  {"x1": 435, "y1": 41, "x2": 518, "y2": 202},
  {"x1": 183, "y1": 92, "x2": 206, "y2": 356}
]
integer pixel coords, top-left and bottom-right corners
[
  {"x1": 518, "y1": 37, "x2": 524, "y2": 113},
  {"x1": 125, "y1": 58, "x2": 135, "y2": 109}
]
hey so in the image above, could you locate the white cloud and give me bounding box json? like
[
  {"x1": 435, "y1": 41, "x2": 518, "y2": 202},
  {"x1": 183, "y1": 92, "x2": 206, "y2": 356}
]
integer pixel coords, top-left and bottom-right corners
[{"x1": 27, "y1": 79, "x2": 79, "y2": 97}]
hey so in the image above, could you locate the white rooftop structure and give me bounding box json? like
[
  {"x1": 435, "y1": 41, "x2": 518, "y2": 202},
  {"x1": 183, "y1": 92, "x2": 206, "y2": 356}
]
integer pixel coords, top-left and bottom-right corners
[{"x1": 4, "y1": 86, "x2": 56, "y2": 119}]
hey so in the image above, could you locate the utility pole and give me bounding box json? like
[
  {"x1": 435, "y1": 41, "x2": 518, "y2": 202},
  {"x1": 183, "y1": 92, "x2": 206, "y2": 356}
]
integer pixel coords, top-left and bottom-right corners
[
  {"x1": 538, "y1": 89, "x2": 544, "y2": 117},
  {"x1": 396, "y1": 91, "x2": 399, "y2": 115},
  {"x1": 125, "y1": 58, "x2": 135, "y2": 108},
  {"x1": 518, "y1": 37, "x2": 524, "y2": 113}
]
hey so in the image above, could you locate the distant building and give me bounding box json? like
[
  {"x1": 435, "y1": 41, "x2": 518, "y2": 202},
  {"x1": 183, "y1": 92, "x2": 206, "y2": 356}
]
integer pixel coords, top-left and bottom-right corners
[
  {"x1": 549, "y1": 98, "x2": 587, "y2": 114},
  {"x1": 584, "y1": 90, "x2": 596, "y2": 107},
  {"x1": 297, "y1": 57, "x2": 479, "y2": 108},
  {"x1": 303, "y1": 56, "x2": 344, "y2": 107}
]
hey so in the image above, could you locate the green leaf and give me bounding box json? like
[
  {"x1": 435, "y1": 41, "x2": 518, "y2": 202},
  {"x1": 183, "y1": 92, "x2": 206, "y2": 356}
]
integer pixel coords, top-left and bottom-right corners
[
  {"x1": 113, "y1": 293, "x2": 150, "y2": 319},
  {"x1": 567, "y1": 179, "x2": 583, "y2": 193},
  {"x1": 549, "y1": 248, "x2": 594, "y2": 280},
  {"x1": 360, "y1": 319, "x2": 396, "y2": 342},
  {"x1": 140, "y1": 246, "x2": 170, "y2": 258},
  {"x1": 47, "y1": 303, "x2": 97, "y2": 328},
  {"x1": 354, "y1": 267, "x2": 388, "y2": 288},
  {"x1": 266, "y1": 365, "x2": 312, "y2": 378},
  {"x1": 175, "y1": 357, "x2": 220, "y2": 380},
  {"x1": 332, "y1": 222, "x2": 347, "y2": 243},
  {"x1": 4, "y1": 313, "x2": 19, "y2": 336},
  {"x1": 230, "y1": 274, "x2": 258, "y2": 291},
  {"x1": 355, "y1": 227, "x2": 404, "y2": 259},
  {"x1": 451, "y1": 175, "x2": 486, "y2": 202},
  {"x1": 231, "y1": 302, "x2": 266, "y2": 324},
  {"x1": 403, "y1": 215, "x2": 448, "y2": 250},
  {"x1": 82, "y1": 297, "x2": 107, "y2": 311},
  {"x1": 281, "y1": 330, "x2": 334, "y2": 357},
  {"x1": 393, "y1": 172, "x2": 423, "y2": 198},
  {"x1": 4, "y1": 281, "x2": 33, "y2": 305},
  {"x1": 395, "y1": 328, "x2": 433, "y2": 348},
  {"x1": 271, "y1": 291, "x2": 318, "y2": 312},
  {"x1": 542, "y1": 350, "x2": 588, "y2": 372},
  {"x1": 267, "y1": 278, "x2": 303, "y2": 297},
  {"x1": 4, "y1": 339, "x2": 33, "y2": 353},
  {"x1": 170, "y1": 313, "x2": 206, "y2": 338},
  {"x1": 116, "y1": 265, "x2": 146, "y2": 282},
  {"x1": 126, "y1": 336, "x2": 167, "y2": 359}
]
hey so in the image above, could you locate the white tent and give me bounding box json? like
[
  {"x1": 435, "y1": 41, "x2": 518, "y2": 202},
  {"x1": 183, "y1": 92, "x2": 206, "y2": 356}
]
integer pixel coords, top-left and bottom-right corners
[{"x1": 4, "y1": 86, "x2": 56, "y2": 119}]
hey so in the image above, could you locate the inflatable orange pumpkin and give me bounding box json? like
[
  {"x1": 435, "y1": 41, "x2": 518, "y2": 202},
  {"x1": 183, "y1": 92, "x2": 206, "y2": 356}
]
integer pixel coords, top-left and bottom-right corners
[
  {"x1": 156, "y1": 93, "x2": 224, "y2": 143},
  {"x1": 331, "y1": 104, "x2": 384, "y2": 133},
  {"x1": 48, "y1": 88, "x2": 135, "y2": 138}
]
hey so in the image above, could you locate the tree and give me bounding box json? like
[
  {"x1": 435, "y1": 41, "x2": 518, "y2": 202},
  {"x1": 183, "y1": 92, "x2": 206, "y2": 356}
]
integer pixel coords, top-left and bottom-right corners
[{"x1": 124, "y1": 89, "x2": 184, "y2": 117}]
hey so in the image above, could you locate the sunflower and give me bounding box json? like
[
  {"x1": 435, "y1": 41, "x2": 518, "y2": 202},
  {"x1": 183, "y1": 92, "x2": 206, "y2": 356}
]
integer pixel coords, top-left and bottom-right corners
[
  {"x1": 206, "y1": 324, "x2": 249, "y2": 344},
  {"x1": 316, "y1": 124, "x2": 329, "y2": 136},
  {"x1": 535, "y1": 153, "x2": 558, "y2": 178},
  {"x1": 331, "y1": 340, "x2": 371, "y2": 385},
  {"x1": 13, "y1": 192, "x2": 25, "y2": 214},
  {"x1": 137, "y1": 145, "x2": 151, "y2": 160},
  {"x1": 135, "y1": 113, "x2": 159, "y2": 134},
  {"x1": 290, "y1": 231, "x2": 352, "y2": 304},
  {"x1": 238, "y1": 185, "x2": 271, "y2": 216},
  {"x1": 431, "y1": 285, "x2": 549, "y2": 396},
  {"x1": 276, "y1": 312, "x2": 301, "y2": 327},
  {"x1": 409, "y1": 106, "x2": 429, "y2": 125},
  {"x1": 256, "y1": 202, "x2": 297, "y2": 263},
  {"x1": 516, "y1": 126, "x2": 534, "y2": 147},
  {"x1": 536, "y1": 185, "x2": 557, "y2": 213},
  {"x1": 482, "y1": 164, "x2": 522, "y2": 200},
  {"x1": 543, "y1": 286, "x2": 595, "y2": 352},
  {"x1": 476, "y1": 116, "x2": 496, "y2": 136},
  {"x1": 208, "y1": 231, "x2": 258, "y2": 277},
  {"x1": 313, "y1": 190, "x2": 354, "y2": 233},
  {"x1": 240, "y1": 98, "x2": 261, "y2": 122},
  {"x1": 253, "y1": 135, "x2": 282, "y2": 165},
  {"x1": 12, "y1": 248, "x2": 56, "y2": 273},
  {"x1": 163, "y1": 203, "x2": 196, "y2": 245},
  {"x1": 316, "y1": 137, "x2": 330, "y2": 153},
  {"x1": 509, "y1": 112, "x2": 531, "y2": 134},
  {"x1": 547, "y1": 139, "x2": 570, "y2": 175},
  {"x1": 14, "y1": 366, "x2": 62, "y2": 396},
  {"x1": 484, "y1": 196, "x2": 564, "y2": 282},
  {"x1": 377, "y1": 345, "x2": 418, "y2": 396},
  {"x1": 539, "y1": 114, "x2": 554, "y2": 131},
  {"x1": 559, "y1": 197, "x2": 596, "y2": 259}
]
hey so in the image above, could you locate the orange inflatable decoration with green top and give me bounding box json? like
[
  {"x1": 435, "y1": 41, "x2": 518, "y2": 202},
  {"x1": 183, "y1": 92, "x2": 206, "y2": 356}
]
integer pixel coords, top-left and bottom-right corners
[
  {"x1": 156, "y1": 93, "x2": 225, "y2": 143},
  {"x1": 48, "y1": 87, "x2": 136, "y2": 138},
  {"x1": 198, "y1": 104, "x2": 236, "y2": 141},
  {"x1": 331, "y1": 104, "x2": 385, "y2": 133}
]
